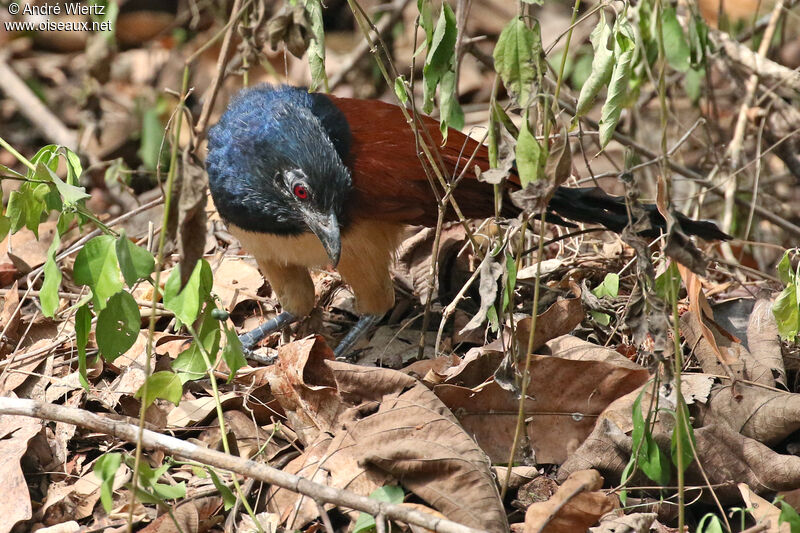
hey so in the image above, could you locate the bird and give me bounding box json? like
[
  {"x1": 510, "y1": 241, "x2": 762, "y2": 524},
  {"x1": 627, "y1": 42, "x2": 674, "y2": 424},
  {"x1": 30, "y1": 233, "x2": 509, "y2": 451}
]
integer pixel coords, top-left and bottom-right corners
[{"x1": 206, "y1": 84, "x2": 730, "y2": 356}]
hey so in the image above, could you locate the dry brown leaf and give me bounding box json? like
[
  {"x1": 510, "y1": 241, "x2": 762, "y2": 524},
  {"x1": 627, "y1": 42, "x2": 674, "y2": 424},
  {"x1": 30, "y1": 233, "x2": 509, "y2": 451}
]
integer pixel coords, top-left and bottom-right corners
[
  {"x1": 524, "y1": 470, "x2": 618, "y2": 533},
  {"x1": 211, "y1": 256, "x2": 264, "y2": 310},
  {"x1": 0, "y1": 281, "x2": 21, "y2": 348},
  {"x1": 265, "y1": 337, "x2": 507, "y2": 532},
  {"x1": 435, "y1": 355, "x2": 649, "y2": 464},
  {"x1": 42, "y1": 458, "x2": 130, "y2": 525},
  {"x1": 681, "y1": 311, "x2": 772, "y2": 385},
  {"x1": 677, "y1": 264, "x2": 738, "y2": 367},
  {"x1": 1, "y1": 338, "x2": 50, "y2": 393},
  {"x1": 439, "y1": 344, "x2": 504, "y2": 387},
  {"x1": 738, "y1": 483, "x2": 790, "y2": 533},
  {"x1": 0, "y1": 400, "x2": 41, "y2": 532},
  {"x1": 1, "y1": 221, "x2": 59, "y2": 274},
  {"x1": 543, "y1": 335, "x2": 645, "y2": 370},
  {"x1": 695, "y1": 381, "x2": 800, "y2": 446},
  {"x1": 747, "y1": 292, "x2": 786, "y2": 388},
  {"x1": 514, "y1": 295, "x2": 584, "y2": 354},
  {"x1": 559, "y1": 417, "x2": 800, "y2": 503},
  {"x1": 358, "y1": 326, "x2": 438, "y2": 368}
]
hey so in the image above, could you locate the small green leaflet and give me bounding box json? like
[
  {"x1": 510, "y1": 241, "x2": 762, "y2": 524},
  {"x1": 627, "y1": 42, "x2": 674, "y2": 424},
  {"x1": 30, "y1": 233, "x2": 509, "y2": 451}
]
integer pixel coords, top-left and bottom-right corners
[
  {"x1": 136, "y1": 371, "x2": 182, "y2": 407},
  {"x1": 575, "y1": 13, "x2": 614, "y2": 118},
  {"x1": 96, "y1": 291, "x2": 141, "y2": 362},
  {"x1": 670, "y1": 395, "x2": 695, "y2": 472},
  {"x1": 222, "y1": 325, "x2": 247, "y2": 382},
  {"x1": 115, "y1": 231, "x2": 155, "y2": 287},
  {"x1": 494, "y1": 17, "x2": 540, "y2": 107},
  {"x1": 138, "y1": 108, "x2": 163, "y2": 171},
  {"x1": 779, "y1": 500, "x2": 800, "y2": 533},
  {"x1": 662, "y1": 6, "x2": 691, "y2": 73},
  {"x1": 590, "y1": 272, "x2": 618, "y2": 325},
  {"x1": 353, "y1": 485, "x2": 405, "y2": 533},
  {"x1": 76, "y1": 304, "x2": 92, "y2": 391},
  {"x1": 305, "y1": 0, "x2": 327, "y2": 92},
  {"x1": 421, "y1": 3, "x2": 462, "y2": 140},
  {"x1": 163, "y1": 259, "x2": 213, "y2": 325},
  {"x1": 773, "y1": 250, "x2": 800, "y2": 340},
  {"x1": 394, "y1": 76, "x2": 409, "y2": 104},
  {"x1": 206, "y1": 467, "x2": 236, "y2": 511},
  {"x1": 696, "y1": 514, "x2": 725, "y2": 533},
  {"x1": 94, "y1": 452, "x2": 122, "y2": 512},
  {"x1": 40, "y1": 228, "x2": 62, "y2": 317},
  {"x1": 599, "y1": 18, "x2": 635, "y2": 148},
  {"x1": 172, "y1": 306, "x2": 220, "y2": 383},
  {"x1": 73, "y1": 235, "x2": 124, "y2": 310},
  {"x1": 515, "y1": 114, "x2": 543, "y2": 187}
]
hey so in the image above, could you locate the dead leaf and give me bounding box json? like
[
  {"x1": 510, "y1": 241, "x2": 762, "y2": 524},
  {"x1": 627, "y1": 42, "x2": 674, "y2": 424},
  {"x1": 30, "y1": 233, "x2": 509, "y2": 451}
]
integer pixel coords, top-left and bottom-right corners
[
  {"x1": 589, "y1": 512, "x2": 657, "y2": 532},
  {"x1": 738, "y1": 483, "x2": 790, "y2": 533},
  {"x1": 747, "y1": 292, "x2": 786, "y2": 388},
  {"x1": 524, "y1": 469, "x2": 618, "y2": 533},
  {"x1": 0, "y1": 400, "x2": 42, "y2": 532},
  {"x1": 1, "y1": 221, "x2": 59, "y2": 274},
  {"x1": 435, "y1": 354, "x2": 649, "y2": 464},
  {"x1": 514, "y1": 296, "x2": 585, "y2": 355},
  {"x1": 211, "y1": 257, "x2": 264, "y2": 310}
]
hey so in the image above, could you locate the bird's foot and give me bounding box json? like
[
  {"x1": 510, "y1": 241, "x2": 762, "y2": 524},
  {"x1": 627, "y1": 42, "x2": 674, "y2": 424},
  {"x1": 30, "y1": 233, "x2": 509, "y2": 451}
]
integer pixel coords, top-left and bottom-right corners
[
  {"x1": 238, "y1": 311, "x2": 296, "y2": 350},
  {"x1": 334, "y1": 314, "x2": 381, "y2": 360}
]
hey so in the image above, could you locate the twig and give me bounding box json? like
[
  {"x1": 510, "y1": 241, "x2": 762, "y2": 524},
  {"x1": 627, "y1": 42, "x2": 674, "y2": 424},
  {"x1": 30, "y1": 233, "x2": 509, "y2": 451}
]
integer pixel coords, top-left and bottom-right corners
[
  {"x1": 0, "y1": 56, "x2": 78, "y2": 151},
  {"x1": 0, "y1": 398, "x2": 485, "y2": 533}
]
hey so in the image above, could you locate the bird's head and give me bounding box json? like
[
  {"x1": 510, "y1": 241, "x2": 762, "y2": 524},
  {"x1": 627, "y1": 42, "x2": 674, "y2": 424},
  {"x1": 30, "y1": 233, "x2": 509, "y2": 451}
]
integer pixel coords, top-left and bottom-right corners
[{"x1": 206, "y1": 85, "x2": 352, "y2": 266}]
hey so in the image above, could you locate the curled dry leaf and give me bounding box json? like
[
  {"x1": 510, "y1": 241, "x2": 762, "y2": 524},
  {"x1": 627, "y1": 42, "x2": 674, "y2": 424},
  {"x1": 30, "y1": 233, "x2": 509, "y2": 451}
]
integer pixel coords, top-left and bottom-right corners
[
  {"x1": 265, "y1": 336, "x2": 508, "y2": 532},
  {"x1": 514, "y1": 295, "x2": 585, "y2": 355},
  {"x1": 747, "y1": 292, "x2": 786, "y2": 388},
  {"x1": 559, "y1": 416, "x2": 800, "y2": 503},
  {"x1": 681, "y1": 311, "x2": 772, "y2": 386},
  {"x1": 524, "y1": 469, "x2": 618, "y2": 533},
  {"x1": 435, "y1": 354, "x2": 649, "y2": 464},
  {"x1": 695, "y1": 381, "x2": 800, "y2": 446}
]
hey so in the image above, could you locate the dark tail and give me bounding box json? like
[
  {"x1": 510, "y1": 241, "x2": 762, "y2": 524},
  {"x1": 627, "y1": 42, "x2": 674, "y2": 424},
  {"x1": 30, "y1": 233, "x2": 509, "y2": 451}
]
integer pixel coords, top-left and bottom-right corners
[{"x1": 546, "y1": 187, "x2": 732, "y2": 241}]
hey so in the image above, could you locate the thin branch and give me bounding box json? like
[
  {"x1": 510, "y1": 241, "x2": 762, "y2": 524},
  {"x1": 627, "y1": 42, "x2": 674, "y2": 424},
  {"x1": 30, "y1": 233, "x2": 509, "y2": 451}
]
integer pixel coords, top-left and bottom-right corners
[{"x1": 0, "y1": 398, "x2": 485, "y2": 533}]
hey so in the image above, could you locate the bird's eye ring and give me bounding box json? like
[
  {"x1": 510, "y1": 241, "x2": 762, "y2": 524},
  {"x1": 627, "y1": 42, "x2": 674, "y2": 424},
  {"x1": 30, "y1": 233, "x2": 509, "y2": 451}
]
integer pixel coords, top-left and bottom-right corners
[{"x1": 293, "y1": 184, "x2": 309, "y2": 200}]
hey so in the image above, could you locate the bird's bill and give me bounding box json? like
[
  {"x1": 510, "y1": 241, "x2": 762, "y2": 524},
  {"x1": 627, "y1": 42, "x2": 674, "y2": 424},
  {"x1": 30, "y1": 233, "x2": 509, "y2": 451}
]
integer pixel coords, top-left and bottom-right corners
[{"x1": 303, "y1": 210, "x2": 341, "y2": 267}]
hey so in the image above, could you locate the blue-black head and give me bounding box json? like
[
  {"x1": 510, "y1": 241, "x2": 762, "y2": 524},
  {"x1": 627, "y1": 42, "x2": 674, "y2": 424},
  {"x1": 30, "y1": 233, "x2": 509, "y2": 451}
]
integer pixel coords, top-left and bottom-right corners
[{"x1": 206, "y1": 84, "x2": 352, "y2": 266}]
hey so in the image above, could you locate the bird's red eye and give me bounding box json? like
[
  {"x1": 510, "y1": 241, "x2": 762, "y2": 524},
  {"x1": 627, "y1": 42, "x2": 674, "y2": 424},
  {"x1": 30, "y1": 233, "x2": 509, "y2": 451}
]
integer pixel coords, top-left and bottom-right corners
[{"x1": 293, "y1": 184, "x2": 309, "y2": 200}]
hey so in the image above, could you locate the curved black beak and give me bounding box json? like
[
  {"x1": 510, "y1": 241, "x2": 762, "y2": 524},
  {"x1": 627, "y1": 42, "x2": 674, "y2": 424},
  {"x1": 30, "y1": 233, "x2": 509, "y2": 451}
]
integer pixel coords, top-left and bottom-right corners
[{"x1": 303, "y1": 210, "x2": 341, "y2": 267}]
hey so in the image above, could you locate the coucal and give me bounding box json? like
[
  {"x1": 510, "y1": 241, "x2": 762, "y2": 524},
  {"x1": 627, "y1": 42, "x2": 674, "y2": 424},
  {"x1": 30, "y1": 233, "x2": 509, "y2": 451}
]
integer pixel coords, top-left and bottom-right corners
[{"x1": 206, "y1": 84, "x2": 730, "y2": 356}]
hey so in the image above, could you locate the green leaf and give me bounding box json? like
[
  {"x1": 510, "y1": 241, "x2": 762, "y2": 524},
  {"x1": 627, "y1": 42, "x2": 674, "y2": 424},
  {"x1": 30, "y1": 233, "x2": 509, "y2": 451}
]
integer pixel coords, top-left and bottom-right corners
[
  {"x1": 94, "y1": 452, "x2": 122, "y2": 513},
  {"x1": 780, "y1": 500, "x2": 800, "y2": 533},
  {"x1": 138, "y1": 108, "x2": 163, "y2": 171},
  {"x1": 670, "y1": 395, "x2": 695, "y2": 472},
  {"x1": 173, "y1": 306, "x2": 220, "y2": 382},
  {"x1": 697, "y1": 513, "x2": 725, "y2": 533},
  {"x1": 575, "y1": 13, "x2": 615, "y2": 117},
  {"x1": 152, "y1": 481, "x2": 186, "y2": 500},
  {"x1": 502, "y1": 252, "x2": 517, "y2": 311},
  {"x1": 0, "y1": 216, "x2": 10, "y2": 242},
  {"x1": 96, "y1": 291, "x2": 141, "y2": 362},
  {"x1": 7, "y1": 186, "x2": 45, "y2": 236},
  {"x1": 438, "y1": 68, "x2": 464, "y2": 140},
  {"x1": 422, "y1": 3, "x2": 457, "y2": 114},
  {"x1": 662, "y1": 6, "x2": 691, "y2": 72},
  {"x1": 51, "y1": 172, "x2": 90, "y2": 207},
  {"x1": 494, "y1": 17, "x2": 540, "y2": 107},
  {"x1": 631, "y1": 388, "x2": 646, "y2": 453},
  {"x1": 206, "y1": 468, "x2": 236, "y2": 511},
  {"x1": 305, "y1": 0, "x2": 328, "y2": 91},
  {"x1": 590, "y1": 311, "x2": 611, "y2": 326},
  {"x1": 76, "y1": 304, "x2": 92, "y2": 391},
  {"x1": 64, "y1": 147, "x2": 83, "y2": 184},
  {"x1": 222, "y1": 326, "x2": 247, "y2": 381},
  {"x1": 515, "y1": 115, "x2": 543, "y2": 187},
  {"x1": 655, "y1": 262, "x2": 681, "y2": 301},
  {"x1": 394, "y1": 76, "x2": 409, "y2": 104},
  {"x1": 40, "y1": 229, "x2": 62, "y2": 317},
  {"x1": 685, "y1": 67, "x2": 704, "y2": 103},
  {"x1": 599, "y1": 18, "x2": 635, "y2": 148},
  {"x1": 354, "y1": 485, "x2": 405, "y2": 533},
  {"x1": 639, "y1": 433, "x2": 670, "y2": 485},
  {"x1": 777, "y1": 250, "x2": 794, "y2": 285},
  {"x1": 773, "y1": 283, "x2": 800, "y2": 340},
  {"x1": 163, "y1": 259, "x2": 213, "y2": 325},
  {"x1": 73, "y1": 235, "x2": 123, "y2": 310},
  {"x1": 592, "y1": 273, "x2": 619, "y2": 299},
  {"x1": 115, "y1": 232, "x2": 155, "y2": 287},
  {"x1": 136, "y1": 371, "x2": 182, "y2": 407}
]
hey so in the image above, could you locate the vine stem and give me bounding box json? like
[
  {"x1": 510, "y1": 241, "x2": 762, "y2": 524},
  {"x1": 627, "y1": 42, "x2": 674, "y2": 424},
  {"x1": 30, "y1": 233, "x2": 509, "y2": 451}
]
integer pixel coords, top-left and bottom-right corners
[{"x1": 127, "y1": 66, "x2": 190, "y2": 532}]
